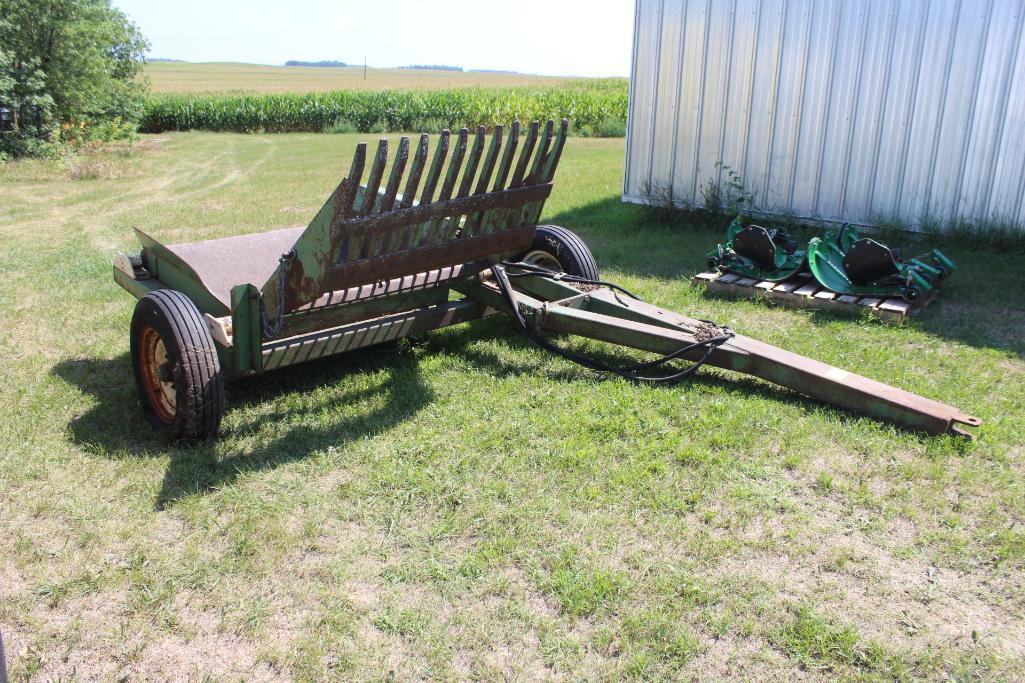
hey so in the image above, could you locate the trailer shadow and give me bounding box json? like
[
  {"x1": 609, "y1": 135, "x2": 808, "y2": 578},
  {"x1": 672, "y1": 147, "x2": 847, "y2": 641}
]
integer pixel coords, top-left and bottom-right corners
[
  {"x1": 54, "y1": 315, "x2": 944, "y2": 510},
  {"x1": 52, "y1": 345, "x2": 433, "y2": 509}
]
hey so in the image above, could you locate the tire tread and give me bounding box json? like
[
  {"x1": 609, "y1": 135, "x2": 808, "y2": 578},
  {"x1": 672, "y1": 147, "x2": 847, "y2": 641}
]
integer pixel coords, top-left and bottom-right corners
[
  {"x1": 131, "y1": 289, "x2": 224, "y2": 438},
  {"x1": 530, "y1": 225, "x2": 599, "y2": 280}
]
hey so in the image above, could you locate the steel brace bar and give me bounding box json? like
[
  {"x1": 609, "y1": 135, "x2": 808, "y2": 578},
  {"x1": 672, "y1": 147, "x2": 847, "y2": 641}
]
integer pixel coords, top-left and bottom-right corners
[{"x1": 458, "y1": 273, "x2": 980, "y2": 437}]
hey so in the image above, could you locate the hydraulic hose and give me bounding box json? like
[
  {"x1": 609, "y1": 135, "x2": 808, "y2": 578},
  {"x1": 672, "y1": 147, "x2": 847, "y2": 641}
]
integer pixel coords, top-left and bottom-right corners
[{"x1": 492, "y1": 263, "x2": 734, "y2": 383}]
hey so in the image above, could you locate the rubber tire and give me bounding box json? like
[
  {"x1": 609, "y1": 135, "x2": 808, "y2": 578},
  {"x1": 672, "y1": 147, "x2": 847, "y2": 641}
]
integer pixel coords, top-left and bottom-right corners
[
  {"x1": 130, "y1": 289, "x2": 225, "y2": 439},
  {"x1": 521, "y1": 225, "x2": 600, "y2": 280}
]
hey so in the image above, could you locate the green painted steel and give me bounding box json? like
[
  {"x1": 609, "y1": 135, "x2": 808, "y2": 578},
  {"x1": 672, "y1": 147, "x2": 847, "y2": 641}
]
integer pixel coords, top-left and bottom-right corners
[
  {"x1": 112, "y1": 266, "x2": 164, "y2": 299},
  {"x1": 456, "y1": 273, "x2": 978, "y2": 437},
  {"x1": 807, "y1": 226, "x2": 955, "y2": 302},
  {"x1": 706, "y1": 216, "x2": 806, "y2": 282},
  {"x1": 275, "y1": 285, "x2": 451, "y2": 339},
  {"x1": 261, "y1": 299, "x2": 492, "y2": 371},
  {"x1": 134, "y1": 228, "x2": 231, "y2": 316},
  {"x1": 230, "y1": 284, "x2": 262, "y2": 375}
]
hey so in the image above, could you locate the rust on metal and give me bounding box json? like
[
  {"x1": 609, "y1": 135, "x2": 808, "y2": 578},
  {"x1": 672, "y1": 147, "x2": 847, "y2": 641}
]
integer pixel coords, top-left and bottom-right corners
[
  {"x1": 260, "y1": 121, "x2": 569, "y2": 319},
  {"x1": 379, "y1": 136, "x2": 408, "y2": 214}
]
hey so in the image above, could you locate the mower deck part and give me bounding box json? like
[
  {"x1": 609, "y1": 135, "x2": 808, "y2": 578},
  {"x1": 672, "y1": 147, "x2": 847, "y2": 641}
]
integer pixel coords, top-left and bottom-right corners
[
  {"x1": 112, "y1": 122, "x2": 978, "y2": 439},
  {"x1": 808, "y1": 225, "x2": 955, "y2": 302},
  {"x1": 707, "y1": 217, "x2": 806, "y2": 282}
]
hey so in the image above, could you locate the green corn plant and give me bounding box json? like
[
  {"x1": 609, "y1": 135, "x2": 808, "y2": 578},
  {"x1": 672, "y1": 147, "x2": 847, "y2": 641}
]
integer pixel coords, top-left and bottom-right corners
[{"x1": 140, "y1": 81, "x2": 629, "y2": 136}]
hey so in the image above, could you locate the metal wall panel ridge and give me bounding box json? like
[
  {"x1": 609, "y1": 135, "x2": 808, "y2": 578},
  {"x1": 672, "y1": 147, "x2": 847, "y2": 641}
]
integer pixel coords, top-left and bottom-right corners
[{"x1": 624, "y1": 0, "x2": 1025, "y2": 232}]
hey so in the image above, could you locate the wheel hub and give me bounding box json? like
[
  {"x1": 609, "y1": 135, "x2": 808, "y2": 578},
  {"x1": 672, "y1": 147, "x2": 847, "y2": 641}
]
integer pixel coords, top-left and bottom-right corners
[
  {"x1": 139, "y1": 325, "x2": 176, "y2": 423},
  {"x1": 521, "y1": 248, "x2": 563, "y2": 272}
]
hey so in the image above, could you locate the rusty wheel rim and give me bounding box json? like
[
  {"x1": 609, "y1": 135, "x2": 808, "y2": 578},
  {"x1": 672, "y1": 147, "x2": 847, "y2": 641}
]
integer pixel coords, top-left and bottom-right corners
[
  {"x1": 139, "y1": 325, "x2": 176, "y2": 423},
  {"x1": 522, "y1": 249, "x2": 563, "y2": 272}
]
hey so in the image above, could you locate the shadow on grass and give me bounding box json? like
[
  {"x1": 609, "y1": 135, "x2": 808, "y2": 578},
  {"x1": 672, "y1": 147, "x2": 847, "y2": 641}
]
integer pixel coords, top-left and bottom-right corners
[
  {"x1": 547, "y1": 197, "x2": 1025, "y2": 358},
  {"x1": 424, "y1": 316, "x2": 861, "y2": 426},
  {"x1": 53, "y1": 311, "x2": 944, "y2": 510},
  {"x1": 546, "y1": 196, "x2": 722, "y2": 281},
  {"x1": 52, "y1": 344, "x2": 433, "y2": 509}
]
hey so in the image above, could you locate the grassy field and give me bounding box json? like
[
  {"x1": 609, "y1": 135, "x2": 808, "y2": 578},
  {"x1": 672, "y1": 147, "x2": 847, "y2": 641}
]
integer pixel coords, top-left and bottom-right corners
[
  {"x1": 1, "y1": 133, "x2": 1023, "y2": 680},
  {"x1": 144, "y1": 62, "x2": 573, "y2": 94}
]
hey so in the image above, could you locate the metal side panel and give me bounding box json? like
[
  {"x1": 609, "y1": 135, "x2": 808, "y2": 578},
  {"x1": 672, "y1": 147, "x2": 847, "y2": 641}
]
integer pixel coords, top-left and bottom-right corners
[
  {"x1": 134, "y1": 228, "x2": 231, "y2": 317},
  {"x1": 261, "y1": 299, "x2": 495, "y2": 371}
]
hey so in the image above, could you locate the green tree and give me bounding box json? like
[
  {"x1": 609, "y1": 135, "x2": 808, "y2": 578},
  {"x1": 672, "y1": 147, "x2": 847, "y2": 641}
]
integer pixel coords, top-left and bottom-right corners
[{"x1": 0, "y1": 0, "x2": 148, "y2": 157}]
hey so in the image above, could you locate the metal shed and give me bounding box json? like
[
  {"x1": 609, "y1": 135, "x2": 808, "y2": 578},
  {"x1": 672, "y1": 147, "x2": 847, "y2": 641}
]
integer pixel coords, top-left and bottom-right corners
[{"x1": 623, "y1": 0, "x2": 1025, "y2": 232}]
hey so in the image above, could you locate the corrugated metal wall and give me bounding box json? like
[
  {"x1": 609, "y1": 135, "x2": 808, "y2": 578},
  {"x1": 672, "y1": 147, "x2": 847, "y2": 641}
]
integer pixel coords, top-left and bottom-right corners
[{"x1": 623, "y1": 0, "x2": 1025, "y2": 231}]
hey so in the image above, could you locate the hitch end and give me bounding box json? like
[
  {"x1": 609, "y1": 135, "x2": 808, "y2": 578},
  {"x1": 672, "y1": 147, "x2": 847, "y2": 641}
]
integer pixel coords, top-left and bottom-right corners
[{"x1": 948, "y1": 413, "x2": 982, "y2": 439}]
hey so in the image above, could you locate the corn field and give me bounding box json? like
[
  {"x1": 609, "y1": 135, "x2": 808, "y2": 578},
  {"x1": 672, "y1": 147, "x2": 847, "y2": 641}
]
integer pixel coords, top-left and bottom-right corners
[{"x1": 140, "y1": 80, "x2": 628, "y2": 135}]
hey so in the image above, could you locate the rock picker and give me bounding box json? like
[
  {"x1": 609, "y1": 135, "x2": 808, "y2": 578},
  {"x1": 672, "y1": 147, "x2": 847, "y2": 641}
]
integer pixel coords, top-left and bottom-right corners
[{"x1": 113, "y1": 121, "x2": 979, "y2": 439}]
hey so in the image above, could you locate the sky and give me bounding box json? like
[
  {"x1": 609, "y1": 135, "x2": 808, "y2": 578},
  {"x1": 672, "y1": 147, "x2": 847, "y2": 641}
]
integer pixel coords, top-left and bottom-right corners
[{"x1": 111, "y1": 0, "x2": 635, "y2": 78}]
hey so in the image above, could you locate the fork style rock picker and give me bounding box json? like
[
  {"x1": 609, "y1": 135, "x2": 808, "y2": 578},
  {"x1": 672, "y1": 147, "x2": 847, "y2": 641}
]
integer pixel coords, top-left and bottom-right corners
[{"x1": 112, "y1": 121, "x2": 980, "y2": 439}]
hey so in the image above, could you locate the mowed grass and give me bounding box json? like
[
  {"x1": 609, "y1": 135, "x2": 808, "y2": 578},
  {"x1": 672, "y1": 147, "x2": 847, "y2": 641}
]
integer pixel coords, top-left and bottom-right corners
[
  {"x1": 144, "y1": 61, "x2": 574, "y2": 94},
  {"x1": 1, "y1": 133, "x2": 1024, "y2": 680}
]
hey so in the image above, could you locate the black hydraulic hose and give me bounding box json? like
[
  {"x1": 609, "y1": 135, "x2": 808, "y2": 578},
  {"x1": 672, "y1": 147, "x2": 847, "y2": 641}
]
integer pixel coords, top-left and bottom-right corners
[{"x1": 491, "y1": 264, "x2": 734, "y2": 383}]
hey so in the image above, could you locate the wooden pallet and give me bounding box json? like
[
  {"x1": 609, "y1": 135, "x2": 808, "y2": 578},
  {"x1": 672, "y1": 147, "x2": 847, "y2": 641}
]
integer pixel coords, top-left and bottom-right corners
[{"x1": 691, "y1": 271, "x2": 939, "y2": 321}]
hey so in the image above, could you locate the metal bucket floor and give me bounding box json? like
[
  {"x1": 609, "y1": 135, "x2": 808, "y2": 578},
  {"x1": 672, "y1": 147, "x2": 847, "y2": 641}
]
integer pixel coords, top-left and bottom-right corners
[{"x1": 166, "y1": 226, "x2": 304, "y2": 306}]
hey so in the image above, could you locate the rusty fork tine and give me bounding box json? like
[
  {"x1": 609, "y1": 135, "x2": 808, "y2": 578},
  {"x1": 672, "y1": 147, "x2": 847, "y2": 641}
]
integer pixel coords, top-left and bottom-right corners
[
  {"x1": 524, "y1": 119, "x2": 555, "y2": 186},
  {"x1": 380, "y1": 136, "x2": 409, "y2": 213},
  {"x1": 519, "y1": 119, "x2": 567, "y2": 227},
  {"x1": 439, "y1": 128, "x2": 469, "y2": 202},
  {"x1": 478, "y1": 122, "x2": 521, "y2": 236},
  {"x1": 359, "y1": 139, "x2": 388, "y2": 217},
  {"x1": 541, "y1": 118, "x2": 569, "y2": 183},
  {"x1": 457, "y1": 125, "x2": 486, "y2": 199},
  {"x1": 475, "y1": 125, "x2": 502, "y2": 195},
  {"x1": 426, "y1": 128, "x2": 468, "y2": 244},
  {"x1": 491, "y1": 120, "x2": 519, "y2": 192},
  {"x1": 509, "y1": 121, "x2": 539, "y2": 189},
  {"x1": 419, "y1": 129, "x2": 450, "y2": 206},
  {"x1": 335, "y1": 142, "x2": 367, "y2": 223},
  {"x1": 399, "y1": 134, "x2": 429, "y2": 210},
  {"x1": 412, "y1": 129, "x2": 451, "y2": 248},
  {"x1": 465, "y1": 125, "x2": 504, "y2": 236}
]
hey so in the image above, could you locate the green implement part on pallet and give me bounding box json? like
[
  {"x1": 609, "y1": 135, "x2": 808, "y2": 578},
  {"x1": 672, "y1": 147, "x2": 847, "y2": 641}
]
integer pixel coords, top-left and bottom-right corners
[
  {"x1": 112, "y1": 121, "x2": 979, "y2": 440},
  {"x1": 808, "y1": 225, "x2": 956, "y2": 302},
  {"x1": 707, "y1": 216, "x2": 806, "y2": 282}
]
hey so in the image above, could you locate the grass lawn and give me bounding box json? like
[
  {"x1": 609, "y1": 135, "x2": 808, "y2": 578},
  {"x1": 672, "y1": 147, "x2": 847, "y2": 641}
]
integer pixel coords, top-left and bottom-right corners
[
  {"x1": 144, "y1": 62, "x2": 574, "y2": 94},
  {"x1": 1, "y1": 132, "x2": 1023, "y2": 680}
]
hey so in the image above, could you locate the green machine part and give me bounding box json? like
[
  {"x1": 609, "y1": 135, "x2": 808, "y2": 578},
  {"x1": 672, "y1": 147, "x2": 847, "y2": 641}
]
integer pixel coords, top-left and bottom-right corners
[
  {"x1": 706, "y1": 216, "x2": 807, "y2": 282},
  {"x1": 807, "y1": 225, "x2": 956, "y2": 302}
]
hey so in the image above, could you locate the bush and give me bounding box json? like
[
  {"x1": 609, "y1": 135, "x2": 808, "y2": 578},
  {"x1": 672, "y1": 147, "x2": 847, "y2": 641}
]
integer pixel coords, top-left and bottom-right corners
[
  {"x1": 323, "y1": 118, "x2": 357, "y2": 134},
  {"x1": 411, "y1": 117, "x2": 448, "y2": 133},
  {"x1": 591, "y1": 117, "x2": 627, "y2": 138},
  {"x1": 0, "y1": 0, "x2": 148, "y2": 159}
]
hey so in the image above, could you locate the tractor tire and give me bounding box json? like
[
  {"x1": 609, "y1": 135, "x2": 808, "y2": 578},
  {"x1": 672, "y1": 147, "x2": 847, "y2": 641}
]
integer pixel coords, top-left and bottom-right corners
[
  {"x1": 519, "y1": 225, "x2": 600, "y2": 280},
  {"x1": 130, "y1": 289, "x2": 225, "y2": 439}
]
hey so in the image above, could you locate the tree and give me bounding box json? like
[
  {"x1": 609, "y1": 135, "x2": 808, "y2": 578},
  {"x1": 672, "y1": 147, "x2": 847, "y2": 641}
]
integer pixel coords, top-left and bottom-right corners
[{"x1": 0, "y1": 0, "x2": 148, "y2": 156}]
